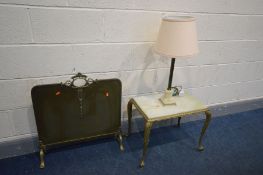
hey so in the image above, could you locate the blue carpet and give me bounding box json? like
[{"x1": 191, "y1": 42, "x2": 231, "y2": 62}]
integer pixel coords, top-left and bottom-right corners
[{"x1": 1, "y1": 108, "x2": 263, "y2": 175}]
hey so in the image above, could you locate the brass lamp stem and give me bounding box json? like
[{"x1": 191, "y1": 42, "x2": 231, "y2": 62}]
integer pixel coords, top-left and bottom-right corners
[{"x1": 167, "y1": 58, "x2": 176, "y2": 90}]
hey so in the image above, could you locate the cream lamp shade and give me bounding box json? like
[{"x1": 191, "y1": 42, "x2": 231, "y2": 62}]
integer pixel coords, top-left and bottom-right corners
[
  {"x1": 155, "y1": 16, "x2": 199, "y2": 58},
  {"x1": 155, "y1": 16, "x2": 199, "y2": 105}
]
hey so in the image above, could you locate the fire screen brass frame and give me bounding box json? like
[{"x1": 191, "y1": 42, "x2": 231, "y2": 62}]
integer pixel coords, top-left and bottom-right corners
[
  {"x1": 127, "y1": 94, "x2": 212, "y2": 168},
  {"x1": 38, "y1": 131, "x2": 124, "y2": 169},
  {"x1": 32, "y1": 73, "x2": 124, "y2": 168}
]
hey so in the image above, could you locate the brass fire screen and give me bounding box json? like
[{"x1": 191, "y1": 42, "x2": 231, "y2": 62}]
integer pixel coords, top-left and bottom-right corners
[{"x1": 31, "y1": 73, "x2": 124, "y2": 168}]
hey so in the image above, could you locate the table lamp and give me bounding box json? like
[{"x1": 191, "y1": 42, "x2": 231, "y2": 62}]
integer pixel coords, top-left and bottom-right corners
[{"x1": 155, "y1": 16, "x2": 199, "y2": 105}]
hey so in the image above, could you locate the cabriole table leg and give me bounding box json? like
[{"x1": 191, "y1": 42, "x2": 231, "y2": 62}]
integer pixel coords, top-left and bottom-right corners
[
  {"x1": 177, "y1": 117, "x2": 181, "y2": 127},
  {"x1": 198, "y1": 110, "x2": 212, "y2": 151},
  {"x1": 127, "y1": 100, "x2": 134, "y2": 136},
  {"x1": 116, "y1": 131, "x2": 125, "y2": 151},
  {"x1": 140, "y1": 121, "x2": 153, "y2": 168}
]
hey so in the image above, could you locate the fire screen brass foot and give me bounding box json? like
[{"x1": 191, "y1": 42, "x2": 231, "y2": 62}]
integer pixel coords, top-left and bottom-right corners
[
  {"x1": 39, "y1": 148, "x2": 45, "y2": 168},
  {"x1": 39, "y1": 141, "x2": 46, "y2": 169},
  {"x1": 116, "y1": 132, "x2": 124, "y2": 151},
  {"x1": 197, "y1": 110, "x2": 212, "y2": 151},
  {"x1": 198, "y1": 145, "x2": 204, "y2": 151},
  {"x1": 139, "y1": 160, "x2": 145, "y2": 168},
  {"x1": 140, "y1": 121, "x2": 153, "y2": 168}
]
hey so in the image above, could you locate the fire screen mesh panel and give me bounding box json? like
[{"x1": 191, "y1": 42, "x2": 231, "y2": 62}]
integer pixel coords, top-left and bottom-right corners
[{"x1": 31, "y1": 74, "x2": 123, "y2": 168}]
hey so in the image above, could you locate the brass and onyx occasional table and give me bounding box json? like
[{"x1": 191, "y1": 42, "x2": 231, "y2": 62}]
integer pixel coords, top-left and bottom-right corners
[{"x1": 127, "y1": 94, "x2": 212, "y2": 168}]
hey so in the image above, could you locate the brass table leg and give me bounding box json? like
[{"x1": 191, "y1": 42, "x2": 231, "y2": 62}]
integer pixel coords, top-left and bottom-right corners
[
  {"x1": 140, "y1": 121, "x2": 153, "y2": 168},
  {"x1": 116, "y1": 131, "x2": 125, "y2": 151},
  {"x1": 198, "y1": 110, "x2": 212, "y2": 151},
  {"x1": 127, "y1": 100, "x2": 133, "y2": 136},
  {"x1": 39, "y1": 141, "x2": 45, "y2": 169}
]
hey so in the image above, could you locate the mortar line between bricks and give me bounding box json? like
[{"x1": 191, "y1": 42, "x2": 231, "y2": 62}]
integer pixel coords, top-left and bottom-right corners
[
  {"x1": 0, "y1": 40, "x2": 260, "y2": 47},
  {"x1": 0, "y1": 60, "x2": 263, "y2": 81},
  {"x1": 0, "y1": 106, "x2": 34, "y2": 112},
  {"x1": 205, "y1": 96, "x2": 263, "y2": 107},
  {"x1": 0, "y1": 133, "x2": 38, "y2": 143},
  {"x1": 0, "y1": 59, "x2": 263, "y2": 81},
  {"x1": 121, "y1": 79, "x2": 263, "y2": 98},
  {"x1": 0, "y1": 3, "x2": 263, "y2": 16},
  {"x1": 0, "y1": 42, "x2": 155, "y2": 47},
  {"x1": 199, "y1": 39, "x2": 259, "y2": 42},
  {"x1": 159, "y1": 60, "x2": 263, "y2": 68},
  {"x1": 0, "y1": 72, "x2": 119, "y2": 81}
]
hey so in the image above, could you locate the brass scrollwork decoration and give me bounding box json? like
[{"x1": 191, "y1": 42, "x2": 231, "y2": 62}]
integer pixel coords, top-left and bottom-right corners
[
  {"x1": 63, "y1": 72, "x2": 96, "y2": 88},
  {"x1": 63, "y1": 72, "x2": 96, "y2": 119}
]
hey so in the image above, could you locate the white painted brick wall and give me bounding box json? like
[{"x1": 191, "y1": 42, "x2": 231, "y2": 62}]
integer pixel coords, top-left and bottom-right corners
[
  {"x1": 29, "y1": 8, "x2": 104, "y2": 43},
  {"x1": 0, "y1": 1, "x2": 263, "y2": 142},
  {"x1": 10, "y1": 107, "x2": 37, "y2": 135},
  {"x1": 0, "y1": 6, "x2": 32, "y2": 44},
  {"x1": 0, "y1": 111, "x2": 14, "y2": 138},
  {"x1": 195, "y1": 14, "x2": 263, "y2": 40},
  {"x1": 104, "y1": 10, "x2": 161, "y2": 42},
  {"x1": 68, "y1": 0, "x2": 263, "y2": 15},
  {"x1": 0, "y1": 0, "x2": 68, "y2": 6}
]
